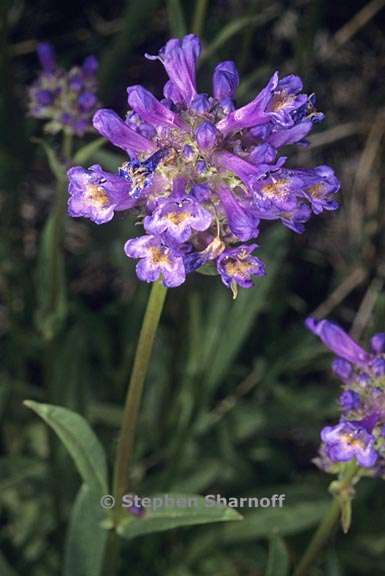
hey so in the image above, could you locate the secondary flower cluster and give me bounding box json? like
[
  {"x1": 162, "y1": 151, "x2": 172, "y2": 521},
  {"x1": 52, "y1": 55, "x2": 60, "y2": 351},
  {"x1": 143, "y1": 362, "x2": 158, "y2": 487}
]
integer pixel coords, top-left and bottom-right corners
[
  {"x1": 67, "y1": 34, "x2": 340, "y2": 292},
  {"x1": 307, "y1": 318, "x2": 385, "y2": 476},
  {"x1": 29, "y1": 43, "x2": 99, "y2": 136}
]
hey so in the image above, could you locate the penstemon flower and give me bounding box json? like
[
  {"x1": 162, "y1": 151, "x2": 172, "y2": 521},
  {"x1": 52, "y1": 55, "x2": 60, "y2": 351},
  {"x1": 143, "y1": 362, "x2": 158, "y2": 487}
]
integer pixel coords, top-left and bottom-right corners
[
  {"x1": 29, "y1": 42, "x2": 99, "y2": 136},
  {"x1": 67, "y1": 34, "x2": 340, "y2": 295},
  {"x1": 306, "y1": 318, "x2": 385, "y2": 476}
]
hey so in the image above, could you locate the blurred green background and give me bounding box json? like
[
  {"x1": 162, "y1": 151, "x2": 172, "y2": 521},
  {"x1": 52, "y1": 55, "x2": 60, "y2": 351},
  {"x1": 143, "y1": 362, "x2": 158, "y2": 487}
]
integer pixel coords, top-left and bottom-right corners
[{"x1": 1, "y1": 0, "x2": 385, "y2": 574}]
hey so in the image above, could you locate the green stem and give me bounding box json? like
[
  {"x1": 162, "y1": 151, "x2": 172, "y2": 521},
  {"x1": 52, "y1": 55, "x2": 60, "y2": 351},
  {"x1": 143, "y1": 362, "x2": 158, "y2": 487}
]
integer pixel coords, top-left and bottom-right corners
[
  {"x1": 62, "y1": 130, "x2": 73, "y2": 162},
  {"x1": 294, "y1": 498, "x2": 340, "y2": 576},
  {"x1": 104, "y1": 282, "x2": 167, "y2": 576},
  {"x1": 294, "y1": 463, "x2": 358, "y2": 576},
  {"x1": 192, "y1": 0, "x2": 209, "y2": 36},
  {"x1": 42, "y1": 133, "x2": 73, "y2": 543},
  {"x1": 113, "y1": 281, "x2": 168, "y2": 506}
]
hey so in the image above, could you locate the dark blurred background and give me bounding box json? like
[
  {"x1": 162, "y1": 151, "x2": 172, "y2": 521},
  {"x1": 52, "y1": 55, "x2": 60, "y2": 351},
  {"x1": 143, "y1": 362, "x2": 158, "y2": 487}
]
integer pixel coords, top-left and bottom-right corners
[{"x1": 1, "y1": 0, "x2": 385, "y2": 574}]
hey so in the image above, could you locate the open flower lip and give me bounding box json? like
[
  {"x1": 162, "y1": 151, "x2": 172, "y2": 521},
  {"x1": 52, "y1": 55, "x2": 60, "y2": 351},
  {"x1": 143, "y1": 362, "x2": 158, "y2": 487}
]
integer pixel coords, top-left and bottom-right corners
[
  {"x1": 307, "y1": 317, "x2": 385, "y2": 475},
  {"x1": 66, "y1": 34, "x2": 340, "y2": 291}
]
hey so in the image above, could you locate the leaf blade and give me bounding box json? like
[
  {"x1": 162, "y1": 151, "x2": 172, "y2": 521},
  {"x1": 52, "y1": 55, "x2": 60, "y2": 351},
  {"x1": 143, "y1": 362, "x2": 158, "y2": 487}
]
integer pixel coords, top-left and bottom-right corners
[
  {"x1": 117, "y1": 494, "x2": 242, "y2": 540},
  {"x1": 24, "y1": 400, "x2": 108, "y2": 495},
  {"x1": 64, "y1": 484, "x2": 108, "y2": 576},
  {"x1": 265, "y1": 534, "x2": 289, "y2": 576}
]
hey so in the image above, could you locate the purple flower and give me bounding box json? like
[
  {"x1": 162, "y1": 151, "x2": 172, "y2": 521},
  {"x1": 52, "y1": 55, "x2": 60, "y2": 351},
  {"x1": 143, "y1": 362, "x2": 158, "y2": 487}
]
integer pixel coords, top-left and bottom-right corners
[
  {"x1": 332, "y1": 358, "x2": 353, "y2": 381},
  {"x1": 305, "y1": 318, "x2": 371, "y2": 366},
  {"x1": 217, "y1": 244, "x2": 265, "y2": 293},
  {"x1": 29, "y1": 43, "x2": 99, "y2": 136},
  {"x1": 67, "y1": 165, "x2": 135, "y2": 224},
  {"x1": 339, "y1": 390, "x2": 361, "y2": 412},
  {"x1": 290, "y1": 166, "x2": 340, "y2": 214},
  {"x1": 212, "y1": 61, "x2": 239, "y2": 101},
  {"x1": 124, "y1": 235, "x2": 186, "y2": 287},
  {"x1": 37, "y1": 42, "x2": 56, "y2": 73},
  {"x1": 144, "y1": 196, "x2": 212, "y2": 242},
  {"x1": 217, "y1": 186, "x2": 259, "y2": 241},
  {"x1": 371, "y1": 358, "x2": 385, "y2": 377},
  {"x1": 195, "y1": 122, "x2": 219, "y2": 150},
  {"x1": 321, "y1": 422, "x2": 377, "y2": 468},
  {"x1": 93, "y1": 109, "x2": 156, "y2": 156},
  {"x1": 251, "y1": 172, "x2": 302, "y2": 211},
  {"x1": 371, "y1": 333, "x2": 385, "y2": 354},
  {"x1": 66, "y1": 34, "x2": 339, "y2": 290},
  {"x1": 146, "y1": 34, "x2": 201, "y2": 104},
  {"x1": 308, "y1": 318, "x2": 385, "y2": 475}
]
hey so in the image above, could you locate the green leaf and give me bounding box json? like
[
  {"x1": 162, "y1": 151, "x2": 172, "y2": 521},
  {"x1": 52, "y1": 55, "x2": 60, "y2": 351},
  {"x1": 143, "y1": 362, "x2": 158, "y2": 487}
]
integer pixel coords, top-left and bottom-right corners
[
  {"x1": 265, "y1": 534, "x2": 289, "y2": 576},
  {"x1": 34, "y1": 138, "x2": 66, "y2": 182},
  {"x1": 35, "y1": 210, "x2": 67, "y2": 341},
  {"x1": 91, "y1": 149, "x2": 125, "y2": 171},
  {"x1": 167, "y1": 0, "x2": 187, "y2": 36},
  {"x1": 24, "y1": 400, "x2": 108, "y2": 495},
  {"x1": 116, "y1": 494, "x2": 242, "y2": 540},
  {"x1": 197, "y1": 262, "x2": 218, "y2": 276},
  {"x1": 64, "y1": 484, "x2": 108, "y2": 576},
  {"x1": 222, "y1": 501, "x2": 330, "y2": 542},
  {"x1": 199, "y1": 227, "x2": 288, "y2": 396},
  {"x1": 200, "y1": 8, "x2": 278, "y2": 63},
  {"x1": 73, "y1": 138, "x2": 105, "y2": 166}
]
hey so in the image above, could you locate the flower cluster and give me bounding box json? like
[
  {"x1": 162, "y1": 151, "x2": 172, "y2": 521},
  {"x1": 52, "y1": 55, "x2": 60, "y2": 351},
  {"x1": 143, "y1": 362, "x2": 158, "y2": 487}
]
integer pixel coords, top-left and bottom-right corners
[
  {"x1": 67, "y1": 34, "x2": 340, "y2": 293},
  {"x1": 307, "y1": 318, "x2": 385, "y2": 476},
  {"x1": 29, "y1": 43, "x2": 99, "y2": 136}
]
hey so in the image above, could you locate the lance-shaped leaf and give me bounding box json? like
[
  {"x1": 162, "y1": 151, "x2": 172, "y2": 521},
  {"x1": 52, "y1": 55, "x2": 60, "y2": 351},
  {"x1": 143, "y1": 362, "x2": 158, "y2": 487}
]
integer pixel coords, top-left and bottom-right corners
[
  {"x1": 265, "y1": 534, "x2": 289, "y2": 576},
  {"x1": 64, "y1": 484, "x2": 109, "y2": 576},
  {"x1": 115, "y1": 493, "x2": 242, "y2": 540},
  {"x1": 35, "y1": 209, "x2": 67, "y2": 341},
  {"x1": 24, "y1": 400, "x2": 108, "y2": 495},
  {"x1": 73, "y1": 137, "x2": 105, "y2": 165}
]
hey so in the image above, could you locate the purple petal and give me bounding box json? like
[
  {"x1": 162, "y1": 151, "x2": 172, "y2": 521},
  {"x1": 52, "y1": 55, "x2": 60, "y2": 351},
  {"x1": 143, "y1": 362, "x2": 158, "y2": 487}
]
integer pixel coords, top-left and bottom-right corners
[
  {"x1": 195, "y1": 121, "x2": 218, "y2": 150},
  {"x1": 217, "y1": 185, "x2": 259, "y2": 241},
  {"x1": 212, "y1": 61, "x2": 239, "y2": 100},
  {"x1": 127, "y1": 85, "x2": 186, "y2": 129},
  {"x1": 216, "y1": 72, "x2": 278, "y2": 135},
  {"x1": 306, "y1": 318, "x2": 371, "y2": 366},
  {"x1": 82, "y1": 55, "x2": 98, "y2": 76},
  {"x1": 37, "y1": 42, "x2": 56, "y2": 72},
  {"x1": 371, "y1": 333, "x2": 385, "y2": 354},
  {"x1": 146, "y1": 34, "x2": 201, "y2": 104},
  {"x1": 93, "y1": 109, "x2": 156, "y2": 155},
  {"x1": 124, "y1": 235, "x2": 158, "y2": 258}
]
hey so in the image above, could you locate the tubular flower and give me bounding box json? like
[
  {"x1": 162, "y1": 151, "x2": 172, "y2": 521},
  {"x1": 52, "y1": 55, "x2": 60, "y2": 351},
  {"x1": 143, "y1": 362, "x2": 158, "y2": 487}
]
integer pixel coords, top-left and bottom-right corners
[
  {"x1": 28, "y1": 43, "x2": 99, "y2": 136},
  {"x1": 67, "y1": 34, "x2": 340, "y2": 291},
  {"x1": 307, "y1": 318, "x2": 385, "y2": 476}
]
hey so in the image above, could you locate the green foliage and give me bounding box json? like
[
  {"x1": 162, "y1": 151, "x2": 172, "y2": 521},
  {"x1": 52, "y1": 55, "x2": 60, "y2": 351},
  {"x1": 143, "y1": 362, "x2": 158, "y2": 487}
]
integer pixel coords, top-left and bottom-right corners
[
  {"x1": 265, "y1": 535, "x2": 289, "y2": 576},
  {"x1": 24, "y1": 401, "x2": 108, "y2": 495},
  {"x1": 116, "y1": 495, "x2": 242, "y2": 540},
  {"x1": 35, "y1": 211, "x2": 67, "y2": 340},
  {"x1": 73, "y1": 138, "x2": 106, "y2": 166},
  {"x1": 64, "y1": 485, "x2": 108, "y2": 576},
  {"x1": 2, "y1": 1, "x2": 385, "y2": 575}
]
